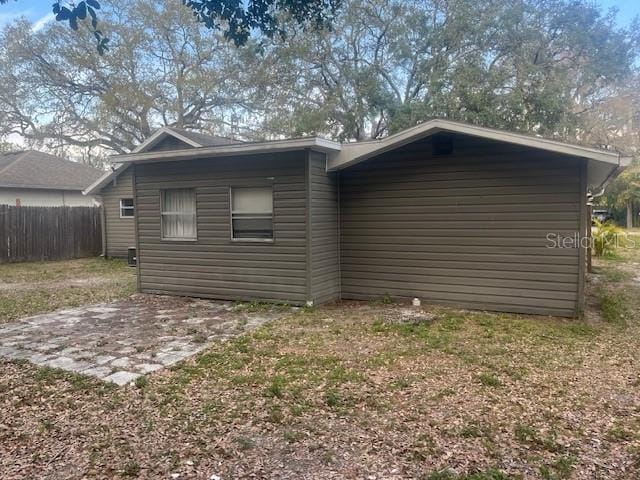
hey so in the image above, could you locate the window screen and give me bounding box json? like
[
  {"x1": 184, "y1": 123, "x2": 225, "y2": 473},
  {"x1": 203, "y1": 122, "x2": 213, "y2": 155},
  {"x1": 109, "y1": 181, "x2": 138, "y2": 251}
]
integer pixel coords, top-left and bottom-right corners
[
  {"x1": 120, "y1": 198, "x2": 135, "y2": 218},
  {"x1": 231, "y1": 187, "x2": 273, "y2": 240},
  {"x1": 161, "y1": 189, "x2": 197, "y2": 240}
]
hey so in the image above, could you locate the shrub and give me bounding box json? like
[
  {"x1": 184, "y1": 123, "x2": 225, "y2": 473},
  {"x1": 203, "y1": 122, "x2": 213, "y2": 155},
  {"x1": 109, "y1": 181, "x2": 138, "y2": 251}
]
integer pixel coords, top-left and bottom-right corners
[{"x1": 592, "y1": 220, "x2": 625, "y2": 257}]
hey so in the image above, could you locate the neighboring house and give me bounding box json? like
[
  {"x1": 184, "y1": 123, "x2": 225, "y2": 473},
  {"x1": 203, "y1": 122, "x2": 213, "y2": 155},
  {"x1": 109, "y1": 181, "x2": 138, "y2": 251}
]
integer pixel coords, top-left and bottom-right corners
[
  {"x1": 0, "y1": 150, "x2": 103, "y2": 207},
  {"x1": 103, "y1": 120, "x2": 631, "y2": 317},
  {"x1": 84, "y1": 126, "x2": 241, "y2": 258}
]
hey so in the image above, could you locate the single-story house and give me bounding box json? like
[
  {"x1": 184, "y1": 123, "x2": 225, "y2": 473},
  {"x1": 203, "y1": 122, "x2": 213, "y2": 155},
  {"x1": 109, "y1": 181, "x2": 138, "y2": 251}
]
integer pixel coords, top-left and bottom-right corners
[
  {"x1": 91, "y1": 120, "x2": 631, "y2": 316},
  {"x1": 85, "y1": 126, "x2": 241, "y2": 258},
  {"x1": 0, "y1": 150, "x2": 103, "y2": 207}
]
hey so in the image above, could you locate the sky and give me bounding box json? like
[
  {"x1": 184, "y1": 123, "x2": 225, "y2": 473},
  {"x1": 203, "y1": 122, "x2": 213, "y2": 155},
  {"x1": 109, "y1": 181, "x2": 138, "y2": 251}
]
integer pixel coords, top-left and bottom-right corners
[
  {"x1": 0, "y1": 3, "x2": 53, "y2": 32},
  {"x1": 0, "y1": 0, "x2": 639, "y2": 32}
]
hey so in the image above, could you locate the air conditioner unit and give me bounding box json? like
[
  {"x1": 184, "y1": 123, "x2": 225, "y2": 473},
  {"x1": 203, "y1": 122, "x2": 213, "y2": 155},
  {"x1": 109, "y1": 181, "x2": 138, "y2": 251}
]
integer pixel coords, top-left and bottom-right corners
[{"x1": 127, "y1": 247, "x2": 137, "y2": 267}]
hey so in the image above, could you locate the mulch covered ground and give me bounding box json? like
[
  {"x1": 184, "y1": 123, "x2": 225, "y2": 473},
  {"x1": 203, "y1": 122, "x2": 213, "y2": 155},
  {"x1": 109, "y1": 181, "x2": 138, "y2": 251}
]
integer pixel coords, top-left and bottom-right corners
[{"x1": 1, "y1": 247, "x2": 639, "y2": 479}]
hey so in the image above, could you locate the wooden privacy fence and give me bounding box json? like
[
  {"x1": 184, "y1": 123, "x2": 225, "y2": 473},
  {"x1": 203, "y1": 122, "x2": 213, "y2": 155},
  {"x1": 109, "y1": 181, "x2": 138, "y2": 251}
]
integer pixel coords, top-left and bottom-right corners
[{"x1": 0, "y1": 205, "x2": 102, "y2": 263}]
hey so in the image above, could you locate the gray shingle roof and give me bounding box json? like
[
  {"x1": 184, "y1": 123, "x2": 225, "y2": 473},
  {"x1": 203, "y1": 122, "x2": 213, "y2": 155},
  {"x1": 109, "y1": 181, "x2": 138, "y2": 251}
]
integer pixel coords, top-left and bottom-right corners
[
  {"x1": 166, "y1": 127, "x2": 242, "y2": 147},
  {"x1": 0, "y1": 150, "x2": 104, "y2": 191}
]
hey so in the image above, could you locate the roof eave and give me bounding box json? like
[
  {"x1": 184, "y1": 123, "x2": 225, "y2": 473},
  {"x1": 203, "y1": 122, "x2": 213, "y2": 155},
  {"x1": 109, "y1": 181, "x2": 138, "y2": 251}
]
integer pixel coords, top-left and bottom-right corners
[
  {"x1": 83, "y1": 163, "x2": 129, "y2": 195},
  {"x1": 0, "y1": 184, "x2": 87, "y2": 191},
  {"x1": 112, "y1": 137, "x2": 342, "y2": 165},
  {"x1": 327, "y1": 119, "x2": 623, "y2": 171}
]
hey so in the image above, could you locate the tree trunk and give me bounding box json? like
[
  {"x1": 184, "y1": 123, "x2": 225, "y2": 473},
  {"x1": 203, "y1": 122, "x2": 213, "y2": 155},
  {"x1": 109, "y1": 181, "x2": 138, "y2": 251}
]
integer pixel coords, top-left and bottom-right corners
[{"x1": 627, "y1": 199, "x2": 633, "y2": 229}]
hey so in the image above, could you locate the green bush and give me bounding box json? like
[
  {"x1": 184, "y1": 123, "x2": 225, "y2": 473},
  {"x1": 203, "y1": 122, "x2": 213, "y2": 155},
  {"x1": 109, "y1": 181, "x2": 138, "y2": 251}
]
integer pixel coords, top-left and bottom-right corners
[{"x1": 592, "y1": 220, "x2": 625, "y2": 257}]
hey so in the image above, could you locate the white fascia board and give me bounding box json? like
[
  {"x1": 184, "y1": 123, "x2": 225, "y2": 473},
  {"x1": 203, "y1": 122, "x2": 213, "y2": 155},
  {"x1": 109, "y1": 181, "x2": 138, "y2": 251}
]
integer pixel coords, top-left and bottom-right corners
[
  {"x1": 112, "y1": 137, "x2": 342, "y2": 164},
  {"x1": 327, "y1": 119, "x2": 624, "y2": 170}
]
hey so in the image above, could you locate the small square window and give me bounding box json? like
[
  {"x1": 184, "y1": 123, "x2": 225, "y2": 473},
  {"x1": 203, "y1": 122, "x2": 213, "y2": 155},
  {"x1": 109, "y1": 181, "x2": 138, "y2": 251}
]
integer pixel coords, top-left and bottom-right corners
[
  {"x1": 231, "y1": 187, "x2": 273, "y2": 241},
  {"x1": 120, "y1": 198, "x2": 135, "y2": 218},
  {"x1": 161, "y1": 189, "x2": 197, "y2": 240}
]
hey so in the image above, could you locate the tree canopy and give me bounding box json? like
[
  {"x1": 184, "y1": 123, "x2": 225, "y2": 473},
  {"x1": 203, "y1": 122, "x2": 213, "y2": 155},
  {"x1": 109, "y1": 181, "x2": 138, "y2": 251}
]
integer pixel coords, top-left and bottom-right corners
[
  {"x1": 0, "y1": 0, "x2": 342, "y2": 52},
  {"x1": 252, "y1": 0, "x2": 640, "y2": 142},
  {"x1": 0, "y1": 0, "x2": 638, "y2": 165},
  {"x1": 0, "y1": 0, "x2": 255, "y2": 156}
]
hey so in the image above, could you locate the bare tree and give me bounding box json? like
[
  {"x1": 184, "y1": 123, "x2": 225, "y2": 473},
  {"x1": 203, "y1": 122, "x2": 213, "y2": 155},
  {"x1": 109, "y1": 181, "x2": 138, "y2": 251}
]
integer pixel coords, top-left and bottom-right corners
[{"x1": 0, "y1": 0, "x2": 253, "y2": 155}]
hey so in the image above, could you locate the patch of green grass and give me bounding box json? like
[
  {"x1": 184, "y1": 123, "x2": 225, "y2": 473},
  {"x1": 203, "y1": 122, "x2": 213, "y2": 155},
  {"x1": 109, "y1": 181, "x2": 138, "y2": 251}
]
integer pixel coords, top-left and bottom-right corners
[
  {"x1": 232, "y1": 300, "x2": 290, "y2": 313},
  {"x1": 267, "y1": 404, "x2": 285, "y2": 423},
  {"x1": 430, "y1": 387, "x2": 456, "y2": 401},
  {"x1": 0, "y1": 257, "x2": 128, "y2": 283},
  {"x1": 134, "y1": 376, "x2": 148, "y2": 389},
  {"x1": 29, "y1": 364, "x2": 113, "y2": 395},
  {"x1": 606, "y1": 424, "x2": 635, "y2": 442},
  {"x1": 283, "y1": 429, "x2": 304, "y2": 443},
  {"x1": 369, "y1": 293, "x2": 395, "y2": 306},
  {"x1": 514, "y1": 424, "x2": 563, "y2": 453},
  {"x1": 265, "y1": 375, "x2": 286, "y2": 398},
  {"x1": 234, "y1": 435, "x2": 255, "y2": 450},
  {"x1": 514, "y1": 424, "x2": 537, "y2": 443},
  {"x1": 599, "y1": 290, "x2": 631, "y2": 324},
  {"x1": 0, "y1": 258, "x2": 135, "y2": 322},
  {"x1": 539, "y1": 455, "x2": 575, "y2": 480},
  {"x1": 191, "y1": 332, "x2": 208, "y2": 344},
  {"x1": 34, "y1": 366, "x2": 66, "y2": 383},
  {"x1": 422, "y1": 469, "x2": 513, "y2": 480},
  {"x1": 390, "y1": 376, "x2": 412, "y2": 390},
  {"x1": 597, "y1": 266, "x2": 634, "y2": 283},
  {"x1": 122, "y1": 461, "x2": 141, "y2": 477},
  {"x1": 460, "y1": 423, "x2": 484, "y2": 438},
  {"x1": 324, "y1": 389, "x2": 341, "y2": 408},
  {"x1": 478, "y1": 373, "x2": 502, "y2": 387},
  {"x1": 38, "y1": 419, "x2": 55, "y2": 433}
]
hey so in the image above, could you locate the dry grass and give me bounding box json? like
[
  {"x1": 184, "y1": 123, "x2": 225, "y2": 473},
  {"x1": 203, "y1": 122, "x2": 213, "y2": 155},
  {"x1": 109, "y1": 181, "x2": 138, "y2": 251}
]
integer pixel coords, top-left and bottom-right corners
[
  {"x1": 0, "y1": 248, "x2": 639, "y2": 479},
  {"x1": 0, "y1": 257, "x2": 136, "y2": 322}
]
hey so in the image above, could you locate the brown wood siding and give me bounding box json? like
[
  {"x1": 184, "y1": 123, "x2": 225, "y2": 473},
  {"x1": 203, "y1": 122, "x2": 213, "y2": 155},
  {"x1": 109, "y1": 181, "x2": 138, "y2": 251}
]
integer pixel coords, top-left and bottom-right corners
[
  {"x1": 308, "y1": 151, "x2": 340, "y2": 304},
  {"x1": 135, "y1": 152, "x2": 308, "y2": 303},
  {"x1": 101, "y1": 166, "x2": 136, "y2": 258},
  {"x1": 339, "y1": 137, "x2": 583, "y2": 316}
]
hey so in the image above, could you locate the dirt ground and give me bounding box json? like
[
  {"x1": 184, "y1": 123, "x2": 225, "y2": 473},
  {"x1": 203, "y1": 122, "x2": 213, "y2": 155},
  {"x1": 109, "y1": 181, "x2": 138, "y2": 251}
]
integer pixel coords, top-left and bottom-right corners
[{"x1": 0, "y1": 245, "x2": 639, "y2": 479}]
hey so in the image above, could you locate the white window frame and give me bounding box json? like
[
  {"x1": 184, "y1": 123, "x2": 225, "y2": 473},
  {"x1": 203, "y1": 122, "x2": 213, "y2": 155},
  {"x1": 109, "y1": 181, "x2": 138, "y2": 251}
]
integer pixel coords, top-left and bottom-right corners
[
  {"x1": 119, "y1": 198, "x2": 135, "y2": 218},
  {"x1": 230, "y1": 186, "x2": 274, "y2": 242},
  {"x1": 160, "y1": 189, "x2": 197, "y2": 241}
]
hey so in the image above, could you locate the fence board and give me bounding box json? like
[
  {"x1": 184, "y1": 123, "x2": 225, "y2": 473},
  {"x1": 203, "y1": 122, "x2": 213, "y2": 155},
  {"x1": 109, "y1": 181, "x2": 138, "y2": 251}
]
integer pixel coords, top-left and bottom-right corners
[{"x1": 0, "y1": 205, "x2": 102, "y2": 263}]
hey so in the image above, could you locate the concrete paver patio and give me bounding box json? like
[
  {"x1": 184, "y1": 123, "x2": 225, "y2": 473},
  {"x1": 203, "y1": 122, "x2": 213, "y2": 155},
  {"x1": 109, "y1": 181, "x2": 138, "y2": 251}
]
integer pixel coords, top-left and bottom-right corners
[{"x1": 0, "y1": 294, "x2": 289, "y2": 385}]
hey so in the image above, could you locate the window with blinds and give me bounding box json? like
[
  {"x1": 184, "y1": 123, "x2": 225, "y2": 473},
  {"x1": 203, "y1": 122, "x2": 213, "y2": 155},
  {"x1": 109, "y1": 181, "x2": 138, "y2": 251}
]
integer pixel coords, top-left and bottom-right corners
[
  {"x1": 161, "y1": 188, "x2": 197, "y2": 240},
  {"x1": 231, "y1": 186, "x2": 273, "y2": 240}
]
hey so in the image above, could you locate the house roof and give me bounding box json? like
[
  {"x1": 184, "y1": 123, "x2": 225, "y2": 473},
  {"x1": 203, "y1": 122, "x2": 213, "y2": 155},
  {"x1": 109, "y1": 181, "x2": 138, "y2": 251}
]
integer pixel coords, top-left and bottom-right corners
[
  {"x1": 85, "y1": 127, "x2": 244, "y2": 195},
  {"x1": 0, "y1": 150, "x2": 104, "y2": 191},
  {"x1": 133, "y1": 126, "x2": 241, "y2": 153},
  {"x1": 164, "y1": 127, "x2": 242, "y2": 147},
  {"x1": 104, "y1": 119, "x2": 632, "y2": 193},
  {"x1": 113, "y1": 136, "x2": 342, "y2": 164},
  {"x1": 329, "y1": 119, "x2": 630, "y2": 170}
]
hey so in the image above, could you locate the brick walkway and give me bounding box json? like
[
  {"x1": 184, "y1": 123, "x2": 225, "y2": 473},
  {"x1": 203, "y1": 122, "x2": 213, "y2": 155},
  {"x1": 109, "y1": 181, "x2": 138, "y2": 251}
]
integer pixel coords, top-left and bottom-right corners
[{"x1": 0, "y1": 295, "x2": 287, "y2": 385}]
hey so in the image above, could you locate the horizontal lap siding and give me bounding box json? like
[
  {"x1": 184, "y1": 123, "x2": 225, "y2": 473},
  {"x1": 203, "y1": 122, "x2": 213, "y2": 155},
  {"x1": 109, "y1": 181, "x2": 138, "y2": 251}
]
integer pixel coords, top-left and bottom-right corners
[
  {"x1": 101, "y1": 167, "x2": 136, "y2": 258},
  {"x1": 135, "y1": 153, "x2": 308, "y2": 303},
  {"x1": 339, "y1": 143, "x2": 582, "y2": 316},
  {"x1": 309, "y1": 152, "x2": 340, "y2": 304}
]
